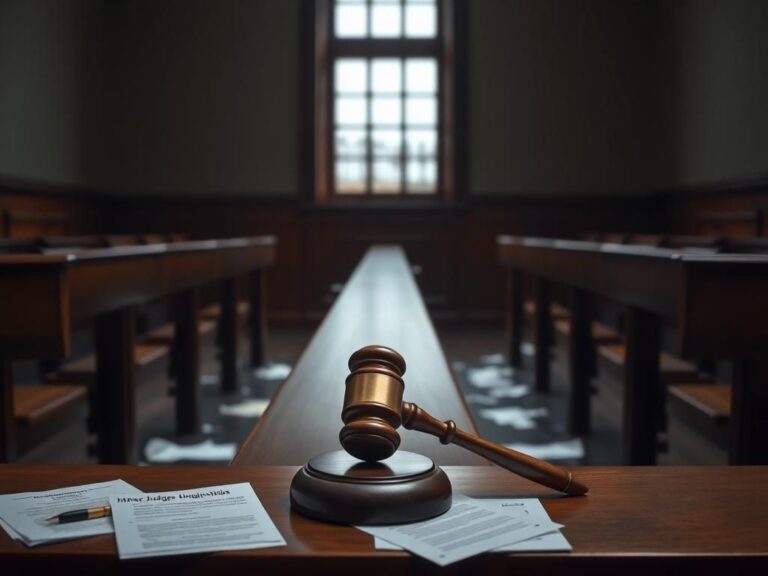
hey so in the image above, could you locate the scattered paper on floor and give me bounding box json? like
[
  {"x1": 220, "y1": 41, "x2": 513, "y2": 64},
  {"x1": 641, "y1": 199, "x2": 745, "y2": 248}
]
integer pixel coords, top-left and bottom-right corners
[
  {"x1": 488, "y1": 384, "x2": 530, "y2": 399},
  {"x1": 504, "y1": 438, "x2": 585, "y2": 460},
  {"x1": 464, "y1": 394, "x2": 499, "y2": 406},
  {"x1": 467, "y1": 366, "x2": 515, "y2": 388},
  {"x1": 479, "y1": 353, "x2": 506, "y2": 365},
  {"x1": 144, "y1": 438, "x2": 236, "y2": 463},
  {"x1": 479, "y1": 406, "x2": 548, "y2": 429},
  {"x1": 253, "y1": 363, "x2": 291, "y2": 380},
  {"x1": 219, "y1": 399, "x2": 270, "y2": 418}
]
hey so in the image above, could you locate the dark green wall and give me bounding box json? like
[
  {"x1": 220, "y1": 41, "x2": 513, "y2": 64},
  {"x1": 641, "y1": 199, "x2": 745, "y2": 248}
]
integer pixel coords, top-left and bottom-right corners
[
  {"x1": 2, "y1": 1, "x2": 765, "y2": 197},
  {"x1": 0, "y1": 0, "x2": 103, "y2": 187},
  {"x1": 0, "y1": 0, "x2": 299, "y2": 196},
  {"x1": 468, "y1": 0, "x2": 669, "y2": 195},
  {"x1": 667, "y1": 0, "x2": 768, "y2": 187},
  {"x1": 105, "y1": 0, "x2": 299, "y2": 196}
]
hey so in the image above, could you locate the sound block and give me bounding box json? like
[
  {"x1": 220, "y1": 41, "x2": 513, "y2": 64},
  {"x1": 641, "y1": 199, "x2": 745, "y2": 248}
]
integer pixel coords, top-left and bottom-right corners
[{"x1": 290, "y1": 450, "x2": 452, "y2": 525}]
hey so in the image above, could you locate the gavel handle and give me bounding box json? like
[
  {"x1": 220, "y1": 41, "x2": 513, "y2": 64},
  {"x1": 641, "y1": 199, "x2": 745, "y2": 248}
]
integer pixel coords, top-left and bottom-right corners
[{"x1": 401, "y1": 402, "x2": 588, "y2": 496}]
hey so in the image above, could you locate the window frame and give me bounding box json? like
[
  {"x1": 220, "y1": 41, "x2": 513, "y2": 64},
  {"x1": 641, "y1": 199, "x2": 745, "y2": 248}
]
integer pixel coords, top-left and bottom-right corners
[{"x1": 303, "y1": 0, "x2": 464, "y2": 206}]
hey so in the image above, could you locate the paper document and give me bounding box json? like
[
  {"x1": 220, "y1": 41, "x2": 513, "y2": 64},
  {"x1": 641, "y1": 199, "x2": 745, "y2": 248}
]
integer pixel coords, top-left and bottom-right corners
[
  {"x1": 482, "y1": 498, "x2": 571, "y2": 552},
  {"x1": 0, "y1": 516, "x2": 22, "y2": 540},
  {"x1": 374, "y1": 497, "x2": 570, "y2": 553},
  {"x1": 110, "y1": 482, "x2": 285, "y2": 559},
  {"x1": 358, "y1": 494, "x2": 561, "y2": 566},
  {"x1": 0, "y1": 479, "x2": 142, "y2": 546}
]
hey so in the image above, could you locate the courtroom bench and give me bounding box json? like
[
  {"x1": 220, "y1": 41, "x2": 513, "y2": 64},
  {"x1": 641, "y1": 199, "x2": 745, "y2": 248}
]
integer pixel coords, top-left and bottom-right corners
[
  {"x1": 596, "y1": 343, "x2": 709, "y2": 388},
  {"x1": 0, "y1": 236, "x2": 276, "y2": 463},
  {"x1": 5, "y1": 237, "x2": 176, "y2": 453},
  {"x1": 497, "y1": 234, "x2": 768, "y2": 465},
  {"x1": 13, "y1": 383, "x2": 88, "y2": 456},
  {"x1": 47, "y1": 344, "x2": 170, "y2": 385},
  {"x1": 669, "y1": 383, "x2": 731, "y2": 449},
  {"x1": 512, "y1": 234, "x2": 752, "y2": 459}
]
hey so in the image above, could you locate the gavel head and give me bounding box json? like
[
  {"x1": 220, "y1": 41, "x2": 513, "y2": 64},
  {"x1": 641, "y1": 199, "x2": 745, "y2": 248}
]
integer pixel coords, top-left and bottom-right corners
[{"x1": 339, "y1": 345, "x2": 406, "y2": 462}]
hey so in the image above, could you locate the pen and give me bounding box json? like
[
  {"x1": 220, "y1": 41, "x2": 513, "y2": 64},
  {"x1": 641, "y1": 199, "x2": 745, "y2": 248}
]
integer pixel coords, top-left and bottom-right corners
[{"x1": 46, "y1": 505, "x2": 112, "y2": 524}]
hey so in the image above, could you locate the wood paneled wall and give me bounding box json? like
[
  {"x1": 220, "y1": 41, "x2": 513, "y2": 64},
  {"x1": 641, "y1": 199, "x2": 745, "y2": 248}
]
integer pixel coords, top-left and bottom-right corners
[
  {"x1": 90, "y1": 194, "x2": 663, "y2": 324},
  {"x1": 0, "y1": 179, "x2": 98, "y2": 238},
  {"x1": 666, "y1": 178, "x2": 768, "y2": 237},
  {"x1": 6, "y1": 177, "x2": 767, "y2": 325}
]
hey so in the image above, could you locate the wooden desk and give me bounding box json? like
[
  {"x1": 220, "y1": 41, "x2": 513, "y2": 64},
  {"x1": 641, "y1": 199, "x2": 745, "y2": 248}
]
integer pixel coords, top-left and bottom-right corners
[
  {"x1": 1, "y1": 464, "x2": 767, "y2": 574},
  {"x1": 497, "y1": 235, "x2": 768, "y2": 465},
  {"x1": 234, "y1": 245, "x2": 483, "y2": 466},
  {"x1": 0, "y1": 237, "x2": 276, "y2": 463}
]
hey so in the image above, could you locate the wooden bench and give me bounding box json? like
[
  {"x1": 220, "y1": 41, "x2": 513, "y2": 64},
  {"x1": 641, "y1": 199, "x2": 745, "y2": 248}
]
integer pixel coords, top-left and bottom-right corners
[
  {"x1": 199, "y1": 301, "x2": 250, "y2": 322},
  {"x1": 141, "y1": 320, "x2": 217, "y2": 345},
  {"x1": 669, "y1": 383, "x2": 731, "y2": 449},
  {"x1": 596, "y1": 343, "x2": 707, "y2": 387},
  {"x1": 554, "y1": 319, "x2": 622, "y2": 381},
  {"x1": 0, "y1": 237, "x2": 276, "y2": 463},
  {"x1": 498, "y1": 235, "x2": 768, "y2": 464},
  {"x1": 523, "y1": 300, "x2": 570, "y2": 321},
  {"x1": 554, "y1": 319, "x2": 620, "y2": 345},
  {"x1": 48, "y1": 344, "x2": 170, "y2": 384},
  {"x1": 233, "y1": 245, "x2": 483, "y2": 466},
  {"x1": 13, "y1": 383, "x2": 88, "y2": 455}
]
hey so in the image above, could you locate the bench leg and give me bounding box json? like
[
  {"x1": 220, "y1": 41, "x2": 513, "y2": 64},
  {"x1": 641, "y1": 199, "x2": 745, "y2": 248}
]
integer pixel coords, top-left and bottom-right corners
[
  {"x1": 534, "y1": 277, "x2": 551, "y2": 393},
  {"x1": 568, "y1": 288, "x2": 592, "y2": 436},
  {"x1": 95, "y1": 306, "x2": 136, "y2": 464},
  {"x1": 0, "y1": 359, "x2": 16, "y2": 462},
  {"x1": 249, "y1": 269, "x2": 266, "y2": 369},
  {"x1": 174, "y1": 289, "x2": 200, "y2": 435},
  {"x1": 623, "y1": 306, "x2": 661, "y2": 465},
  {"x1": 731, "y1": 357, "x2": 768, "y2": 464},
  {"x1": 506, "y1": 269, "x2": 523, "y2": 367},
  {"x1": 220, "y1": 278, "x2": 239, "y2": 394}
]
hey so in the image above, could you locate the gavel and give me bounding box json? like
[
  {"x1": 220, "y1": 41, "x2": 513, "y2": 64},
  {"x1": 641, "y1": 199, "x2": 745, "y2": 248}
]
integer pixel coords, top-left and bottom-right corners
[{"x1": 339, "y1": 345, "x2": 588, "y2": 496}]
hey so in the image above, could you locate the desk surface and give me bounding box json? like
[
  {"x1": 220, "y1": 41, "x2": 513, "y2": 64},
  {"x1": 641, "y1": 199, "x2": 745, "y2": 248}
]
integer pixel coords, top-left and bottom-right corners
[
  {"x1": 497, "y1": 235, "x2": 768, "y2": 357},
  {"x1": 1, "y1": 464, "x2": 766, "y2": 574},
  {"x1": 0, "y1": 236, "x2": 277, "y2": 359},
  {"x1": 234, "y1": 245, "x2": 483, "y2": 466}
]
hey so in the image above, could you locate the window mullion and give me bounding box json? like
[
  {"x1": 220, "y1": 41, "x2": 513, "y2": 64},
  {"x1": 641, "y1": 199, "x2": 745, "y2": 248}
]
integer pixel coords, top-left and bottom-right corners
[
  {"x1": 366, "y1": 57, "x2": 372, "y2": 196},
  {"x1": 400, "y1": 56, "x2": 406, "y2": 195},
  {"x1": 327, "y1": 0, "x2": 444, "y2": 200}
]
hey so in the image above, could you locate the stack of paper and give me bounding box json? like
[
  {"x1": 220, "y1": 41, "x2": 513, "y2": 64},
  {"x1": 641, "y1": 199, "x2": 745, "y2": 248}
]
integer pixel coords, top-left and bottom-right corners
[
  {"x1": 360, "y1": 494, "x2": 570, "y2": 566},
  {"x1": 0, "y1": 480, "x2": 142, "y2": 547},
  {"x1": 109, "y1": 482, "x2": 286, "y2": 559}
]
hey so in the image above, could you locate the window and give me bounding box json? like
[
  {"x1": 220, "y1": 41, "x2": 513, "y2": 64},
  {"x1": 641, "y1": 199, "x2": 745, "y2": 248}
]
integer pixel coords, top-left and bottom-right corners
[{"x1": 308, "y1": 0, "x2": 460, "y2": 204}]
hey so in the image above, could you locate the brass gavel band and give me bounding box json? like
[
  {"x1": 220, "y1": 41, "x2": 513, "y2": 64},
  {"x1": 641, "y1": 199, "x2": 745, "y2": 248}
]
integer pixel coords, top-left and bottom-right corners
[{"x1": 342, "y1": 371, "x2": 403, "y2": 428}]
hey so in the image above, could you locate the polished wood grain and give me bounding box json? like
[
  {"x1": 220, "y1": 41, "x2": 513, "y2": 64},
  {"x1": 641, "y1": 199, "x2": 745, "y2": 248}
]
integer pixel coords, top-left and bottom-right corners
[
  {"x1": 290, "y1": 450, "x2": 452, "y2": 525},
  {"x1": 234, "y1": 246, "x2": 484, "y2": 466},
  {"x1": 401, "y1": 402, "x2": 587, "y2": 495},
  {"x1": 1, "y1": 464, "x2": 767, "y2": 574},
  {"x1": 497, "y1": 236, "x2": 768, "y2": 464},
  {"x1": 0, "y1": 237, "x2": 276, "y2": 463},
  {"x1": 336, "y1": 344, "x2": 583, "y2": 494},
  {"x1": 0, "y1": 238, "x2": 276, "y2": 358},
  {"x1": 497, "y1": 236, "x2": 768, "y2": 356},
  {"x1": 13, "y1": 385, "x2": 87, "y2": 426}
]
